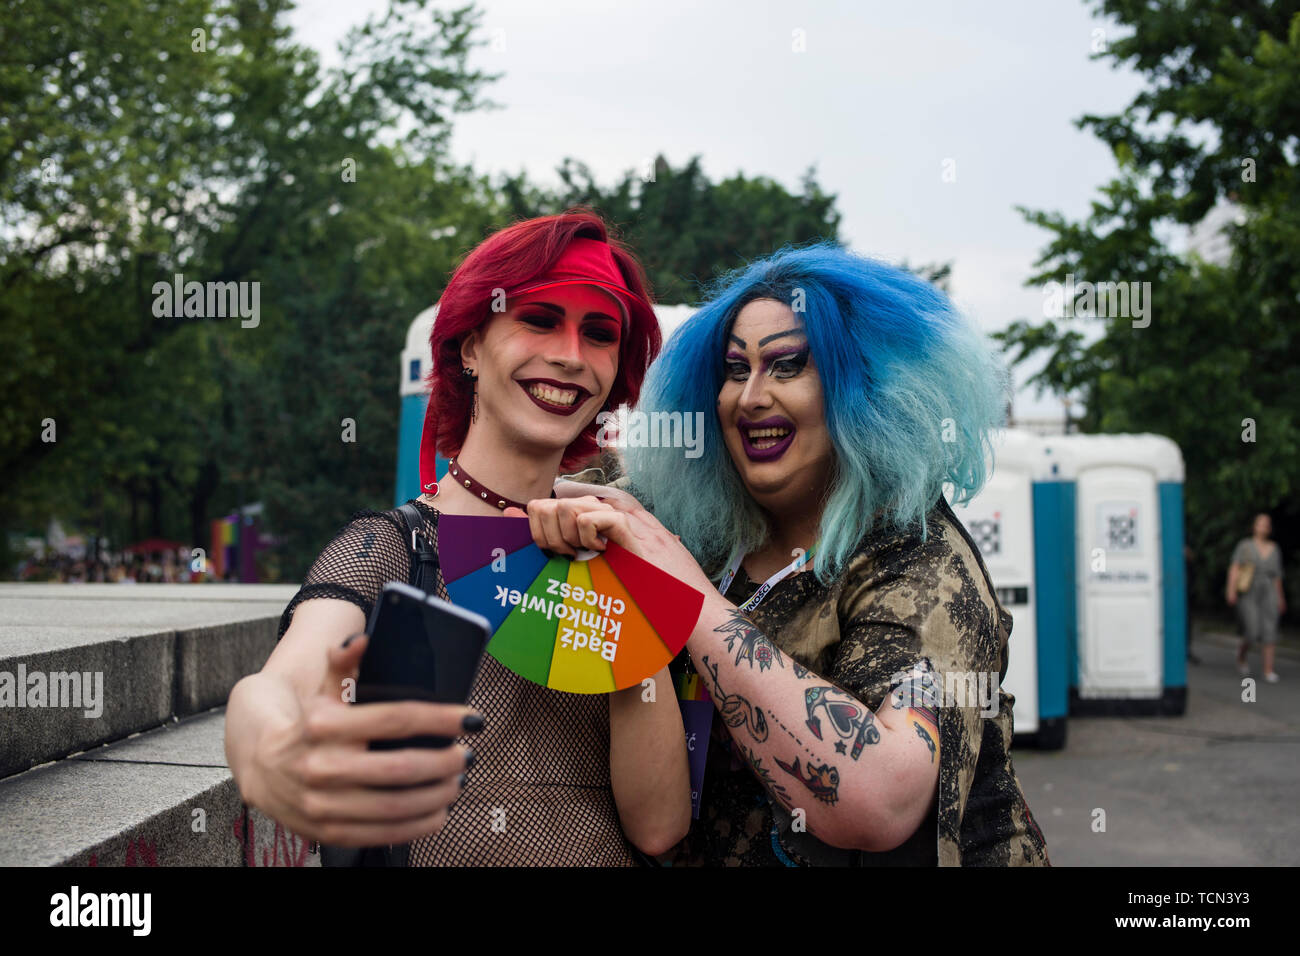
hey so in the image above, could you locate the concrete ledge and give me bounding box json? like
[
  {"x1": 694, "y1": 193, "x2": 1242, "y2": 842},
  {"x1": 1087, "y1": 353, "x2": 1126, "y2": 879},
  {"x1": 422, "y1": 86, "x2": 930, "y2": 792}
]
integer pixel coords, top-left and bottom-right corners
[
  {"x1": 0, "y1": 583, "x2": 301, "y2": 602},
  {"x1": 0, "y1": 632, "x2": 176, "y2": 778},
  {"x1": 0, "y1": 711, "x2": 239, "y2": 866},
  {"x1": 1, "y1": 585, "x2": 294, "y2": 776},
  {"x1": 0, "y1": 709, "x2": 317, "y2": 867},
  {"x1": 243, "y1": 806, "x2": 318, "y2": 868},
  {"x1": 174, "y1": 618, "x2": 279, "y2": 716}
]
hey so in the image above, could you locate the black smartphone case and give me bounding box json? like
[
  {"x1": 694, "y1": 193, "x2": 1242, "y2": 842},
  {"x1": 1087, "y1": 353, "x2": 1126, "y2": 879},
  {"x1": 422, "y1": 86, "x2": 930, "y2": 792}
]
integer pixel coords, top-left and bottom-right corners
[
  {"x1": 319, "y1": 502, "x2": 484, "y2": 867},
  {"x1": 357, "y1": 581, "x2": 490, "y2": 750}
]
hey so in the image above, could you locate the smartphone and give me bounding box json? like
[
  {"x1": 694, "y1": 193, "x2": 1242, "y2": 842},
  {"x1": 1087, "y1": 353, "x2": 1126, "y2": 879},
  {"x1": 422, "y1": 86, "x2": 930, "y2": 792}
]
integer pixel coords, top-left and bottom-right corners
[{"x1": 356, "y1": 581, "x2": 491, "y2": 750}]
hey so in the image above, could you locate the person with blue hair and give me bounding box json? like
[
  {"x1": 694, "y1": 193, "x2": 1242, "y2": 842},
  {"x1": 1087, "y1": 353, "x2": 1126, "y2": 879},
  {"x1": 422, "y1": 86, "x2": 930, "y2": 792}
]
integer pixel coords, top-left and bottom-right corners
[{"x1": 522, "y1": 242, "x2": 1050, "y2": 866}]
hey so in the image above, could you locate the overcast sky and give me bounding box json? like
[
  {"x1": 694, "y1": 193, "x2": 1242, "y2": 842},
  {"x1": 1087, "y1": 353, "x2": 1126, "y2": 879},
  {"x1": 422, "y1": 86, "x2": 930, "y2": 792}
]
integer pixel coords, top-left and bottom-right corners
[{"x1": 288, "y1": 0, "x2": 1148, "y2": 420}]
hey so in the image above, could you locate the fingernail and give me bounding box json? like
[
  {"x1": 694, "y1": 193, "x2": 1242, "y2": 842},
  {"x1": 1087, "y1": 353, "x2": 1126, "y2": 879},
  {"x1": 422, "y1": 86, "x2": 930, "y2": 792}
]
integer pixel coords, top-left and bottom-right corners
[
  {"x1": 457, "y1": 773, "x2": 468, "y2": 789},
  {"x1": 462, "y1": 712, "x2": 485, "y2": 733},
  {"x1": 464, "y1": 747, "x2": 477, "y2": 770}
]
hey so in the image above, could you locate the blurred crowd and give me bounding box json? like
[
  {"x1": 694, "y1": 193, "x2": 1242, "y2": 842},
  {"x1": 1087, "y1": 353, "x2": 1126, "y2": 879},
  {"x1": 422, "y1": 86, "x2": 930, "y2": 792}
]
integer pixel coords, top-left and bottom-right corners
[{"x1": 15, "y1": 552, "x2": 235, "y2": 584}]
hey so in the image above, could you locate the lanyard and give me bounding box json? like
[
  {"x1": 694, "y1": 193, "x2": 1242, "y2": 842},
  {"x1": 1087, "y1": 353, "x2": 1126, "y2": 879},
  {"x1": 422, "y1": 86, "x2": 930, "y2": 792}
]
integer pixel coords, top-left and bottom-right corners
[
  {"x1": 676, "y1": 543, "x2": 813, "y2": 820},
  {"x1": 718, "y1": 544, "x2": 815, "y2": 612}
]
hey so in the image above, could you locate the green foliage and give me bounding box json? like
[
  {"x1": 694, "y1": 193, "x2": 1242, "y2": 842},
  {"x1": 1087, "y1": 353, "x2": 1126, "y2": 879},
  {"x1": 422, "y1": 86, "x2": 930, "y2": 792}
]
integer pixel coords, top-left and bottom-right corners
[
  {"x1": 995, "y1": 0, "x2": 1300, "y2": 611},
  {"x1": 1, "y1": 1, "x2": 843, "y2": 579},
  {"x1": 497, "y1": 155, "x2": 842, "y2": 305},
  {"x1": 0, "y1": 0, "x2": 499, "y2": 573}
]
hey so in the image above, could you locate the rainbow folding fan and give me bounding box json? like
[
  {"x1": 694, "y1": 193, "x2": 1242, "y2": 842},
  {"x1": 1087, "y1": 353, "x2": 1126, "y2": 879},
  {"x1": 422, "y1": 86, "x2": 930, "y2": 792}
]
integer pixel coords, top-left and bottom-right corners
[{"x1": 437, "y1": 515, "x2": 705, "y2": 693}]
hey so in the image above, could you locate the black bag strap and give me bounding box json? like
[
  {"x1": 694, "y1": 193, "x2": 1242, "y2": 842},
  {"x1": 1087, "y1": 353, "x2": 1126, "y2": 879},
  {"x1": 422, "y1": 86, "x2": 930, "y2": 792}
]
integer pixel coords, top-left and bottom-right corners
[
  {"x1": 321, "y1": 504, "x2": 436, "y2": 868},
  {"x1": 396, "y1": 502, "x2": 439, "y2": 594},
  {"x1": 380, "y1": 502, "x2": 441, "y2": 868}
]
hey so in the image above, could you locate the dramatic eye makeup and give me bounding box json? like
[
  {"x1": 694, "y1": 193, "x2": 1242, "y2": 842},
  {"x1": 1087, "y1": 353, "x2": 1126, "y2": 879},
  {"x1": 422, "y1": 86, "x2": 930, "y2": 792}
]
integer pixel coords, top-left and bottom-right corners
[
  {"x1": 516, "y1": 301, "x2": 621, "y2": 344},
  {"x1": 761, "y1": 345, "x2": 809, "y2": 377},
  {"x1": 723, "y1": 329, "x2": 810, "y2": 382},
  {"x1": 519, "y1": 309, "x2": 557, "y2": 327},
  {"x1": 582, "y1": 317, "x2": 621, "y2": 344},
  {"x1": 724, "y1": 349, "x2": 750, "y2": 382}
]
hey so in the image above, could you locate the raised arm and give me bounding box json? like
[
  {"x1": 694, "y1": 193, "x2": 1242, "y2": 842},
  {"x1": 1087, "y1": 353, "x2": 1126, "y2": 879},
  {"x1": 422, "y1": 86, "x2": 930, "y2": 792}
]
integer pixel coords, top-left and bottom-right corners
[
  {"x1": 225, "y1": 514, "x2": 480, "y2": 847},
  {"x1": 524, "y1": 485, "x2": 937, "y2": 853},
  {"x1": 685, "y1": 592, "x2": 938, "y2": 851}
]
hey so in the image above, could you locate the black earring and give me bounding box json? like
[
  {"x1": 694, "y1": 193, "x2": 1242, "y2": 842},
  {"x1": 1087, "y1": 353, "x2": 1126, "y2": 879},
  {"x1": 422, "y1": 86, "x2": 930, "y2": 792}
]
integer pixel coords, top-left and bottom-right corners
[{"x1": 462, "y1": 368, "x2": 478, "y2": 423}]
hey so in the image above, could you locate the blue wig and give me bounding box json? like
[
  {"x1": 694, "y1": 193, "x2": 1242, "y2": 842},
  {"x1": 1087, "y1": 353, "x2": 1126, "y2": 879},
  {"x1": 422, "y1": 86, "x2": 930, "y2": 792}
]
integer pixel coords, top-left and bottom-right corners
[{"x1": 623, "y1": 242, "x2": 1010, "y2": 585}]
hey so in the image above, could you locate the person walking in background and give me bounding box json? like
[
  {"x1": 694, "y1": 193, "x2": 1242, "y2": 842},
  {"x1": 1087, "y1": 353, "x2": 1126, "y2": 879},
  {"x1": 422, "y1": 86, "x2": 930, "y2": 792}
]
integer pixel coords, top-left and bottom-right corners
[{"x1": 1227, "y1": 513, "x2": 1286, "y2": 682}]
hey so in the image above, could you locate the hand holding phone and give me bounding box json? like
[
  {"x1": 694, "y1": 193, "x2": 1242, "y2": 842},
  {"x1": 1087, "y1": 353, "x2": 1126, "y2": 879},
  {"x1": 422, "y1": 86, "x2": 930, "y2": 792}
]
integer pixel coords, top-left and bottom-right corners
[{"x1": 357, "y1": 582, "x2": 491, "y2": 749}]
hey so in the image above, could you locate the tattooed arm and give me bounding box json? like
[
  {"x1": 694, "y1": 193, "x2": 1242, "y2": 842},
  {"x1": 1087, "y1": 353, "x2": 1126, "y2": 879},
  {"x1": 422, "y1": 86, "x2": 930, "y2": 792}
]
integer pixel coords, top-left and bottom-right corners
[
  {"x1": 686, "y1": 592, "x2": 940, "y2": 852},
  {"x1": 522, "y1": 486, "x2": 940, "y2": 852}
]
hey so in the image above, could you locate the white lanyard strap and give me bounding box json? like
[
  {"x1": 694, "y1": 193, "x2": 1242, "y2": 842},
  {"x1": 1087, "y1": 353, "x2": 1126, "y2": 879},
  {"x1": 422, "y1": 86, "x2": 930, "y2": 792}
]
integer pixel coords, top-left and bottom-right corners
[{"x1": 719, "y1": 546, "x2": 814, "y2": 612}]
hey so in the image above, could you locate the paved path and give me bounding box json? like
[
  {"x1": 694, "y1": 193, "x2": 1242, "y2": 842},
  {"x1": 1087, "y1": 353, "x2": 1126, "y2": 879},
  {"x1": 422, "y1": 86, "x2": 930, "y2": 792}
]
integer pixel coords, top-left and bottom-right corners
[{"x1": 1011, "y1": 630, "x2": 1299, "y2": 865}]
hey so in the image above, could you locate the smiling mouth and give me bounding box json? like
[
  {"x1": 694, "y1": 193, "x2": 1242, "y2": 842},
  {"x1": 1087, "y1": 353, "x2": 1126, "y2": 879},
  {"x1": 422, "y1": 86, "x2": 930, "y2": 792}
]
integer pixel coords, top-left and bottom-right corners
[
  {"x1": 746, "y1": 426, "x2": 791, "y2": 449},
  {"x1": 519, "y1": 379, "x2": 590, "y2": 416},
  {"x1": 739, "y1": 418, "x2": 797, "y2": 461}
]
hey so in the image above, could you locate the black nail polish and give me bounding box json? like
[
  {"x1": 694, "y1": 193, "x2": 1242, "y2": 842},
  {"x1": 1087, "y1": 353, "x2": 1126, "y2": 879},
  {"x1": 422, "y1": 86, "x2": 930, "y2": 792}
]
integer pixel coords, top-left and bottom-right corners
[
  {"x1": 464, "y1": 747, "x2": 477, "y2": 770},
  {"x1": 457, "y1": 773, "x2": 468, "y2": 789},
  {"x1": 462, "y1": 713, "x2": 485, "y2": 733}
]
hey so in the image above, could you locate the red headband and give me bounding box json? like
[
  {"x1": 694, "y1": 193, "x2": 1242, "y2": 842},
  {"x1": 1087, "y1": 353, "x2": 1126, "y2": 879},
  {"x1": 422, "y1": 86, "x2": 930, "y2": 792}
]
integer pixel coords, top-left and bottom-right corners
[{"x1": 419, "y1": 238, "x2": 654, "y2": 494}]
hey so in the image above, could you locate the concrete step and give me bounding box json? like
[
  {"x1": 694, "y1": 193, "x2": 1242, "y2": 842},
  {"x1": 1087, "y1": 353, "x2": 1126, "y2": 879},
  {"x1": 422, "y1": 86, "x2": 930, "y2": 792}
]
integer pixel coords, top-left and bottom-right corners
[
  {"x1": 0, "y1": 708, "x2": 318, "y2": 867},
  {"x1": 0, "y1": 583, "x2": 298, "y2": 776}
]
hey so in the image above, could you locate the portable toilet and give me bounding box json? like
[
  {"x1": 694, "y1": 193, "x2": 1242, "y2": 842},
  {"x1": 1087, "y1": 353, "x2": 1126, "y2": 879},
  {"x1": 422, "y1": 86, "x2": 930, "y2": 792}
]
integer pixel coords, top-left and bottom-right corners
[
  {"x1": 950, "y1": 429, "x2": 1068, "y2": 749},
  {"x1": 395, "y1": 305, "x2": 442, "y2": 507},
  {"x1": 1030, "y1": 443, "x2": 1075, "y2": 748},
  {"x1": 1044, "y1": 433, "x2": 1187, "y2": 716},
  {"x1": 394, "y1": 303, "x2": 698, "y2": 507}
]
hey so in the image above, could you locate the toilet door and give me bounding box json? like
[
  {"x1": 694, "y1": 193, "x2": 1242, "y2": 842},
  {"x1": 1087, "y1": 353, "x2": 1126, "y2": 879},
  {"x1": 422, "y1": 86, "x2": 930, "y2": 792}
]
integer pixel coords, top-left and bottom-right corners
[{"x1": 1075, "y1": 466, "x2": 1162, "y2": 697}]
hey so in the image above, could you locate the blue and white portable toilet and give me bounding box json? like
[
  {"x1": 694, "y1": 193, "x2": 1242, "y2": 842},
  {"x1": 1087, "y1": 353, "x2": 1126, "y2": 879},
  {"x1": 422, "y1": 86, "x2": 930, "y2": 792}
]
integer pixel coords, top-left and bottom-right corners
[
  {"x1": 950, "y1": 429, "x2": 1068, "y2": 749},
  {"x1": 395, "y1": 305, "x2": 441, "y2": 507},
  {"x1": 1044, "y1": 433, "x2": 1187, "y2": 716}
]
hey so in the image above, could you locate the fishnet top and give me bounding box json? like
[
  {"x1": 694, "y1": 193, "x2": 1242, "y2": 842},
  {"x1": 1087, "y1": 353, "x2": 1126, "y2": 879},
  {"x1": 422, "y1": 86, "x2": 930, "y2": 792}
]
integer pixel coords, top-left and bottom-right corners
[{"x1": 277, "y1": 496, "x2": 637, "y2": 866}]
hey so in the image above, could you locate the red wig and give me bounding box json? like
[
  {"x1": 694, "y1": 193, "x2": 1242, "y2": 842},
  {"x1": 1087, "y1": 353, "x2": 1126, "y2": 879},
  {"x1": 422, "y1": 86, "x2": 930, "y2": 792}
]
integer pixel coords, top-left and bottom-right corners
[{"x1": 424, "y1": 208, "x2": 661, "y2": 473}]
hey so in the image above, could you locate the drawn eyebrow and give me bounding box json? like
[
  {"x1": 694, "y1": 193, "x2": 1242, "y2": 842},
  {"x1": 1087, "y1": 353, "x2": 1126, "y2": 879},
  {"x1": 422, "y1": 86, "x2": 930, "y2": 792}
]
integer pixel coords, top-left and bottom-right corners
[
  {"x1": 728, "y1": 333, "x2": 747, "y2": 348},
  {"x1": 758, "y1": 327, "x2": 806, "y2": 347},
  {"x1": 760, "y1": 345, "x2": 809, "y2": 372},
  {"x1": 526, "y1": 301, "x2": 565, "y2": 315},
  {"x1": 522, "y1": 301, "x2": 619, "y2": 323}
]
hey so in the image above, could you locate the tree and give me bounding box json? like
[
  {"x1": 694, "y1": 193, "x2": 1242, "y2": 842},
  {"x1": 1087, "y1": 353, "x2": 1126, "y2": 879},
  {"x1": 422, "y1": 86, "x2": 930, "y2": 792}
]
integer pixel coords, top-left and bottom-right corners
[
  {"x1": 1, "y1": 3, "x2": 847, "y2": 579},
  {"x1": 994, "y1": 0, "x2": 1300, "y2": 612},
  {"x1": 497, "y1": 155, "x2": 842, "y2": 303},
  {"x1": 1, "y1": 0, "x2": 499, "y2": 574}
]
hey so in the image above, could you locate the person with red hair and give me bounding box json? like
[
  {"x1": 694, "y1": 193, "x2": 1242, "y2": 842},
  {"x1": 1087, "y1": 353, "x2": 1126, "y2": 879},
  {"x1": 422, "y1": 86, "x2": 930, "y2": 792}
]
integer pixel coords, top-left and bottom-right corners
[{"x1": 225, "y1": 209, "x2": 689, "y2": 865}]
